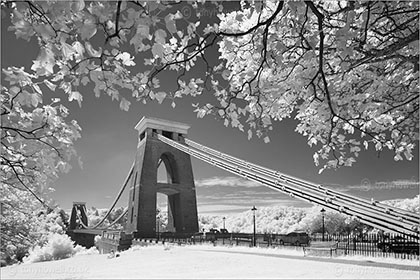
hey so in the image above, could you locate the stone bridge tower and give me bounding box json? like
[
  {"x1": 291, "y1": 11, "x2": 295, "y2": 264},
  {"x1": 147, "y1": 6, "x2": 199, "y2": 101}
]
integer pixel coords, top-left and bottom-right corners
[{"x1": 125, "y1": 117, "x2": 199, "y2": 238}]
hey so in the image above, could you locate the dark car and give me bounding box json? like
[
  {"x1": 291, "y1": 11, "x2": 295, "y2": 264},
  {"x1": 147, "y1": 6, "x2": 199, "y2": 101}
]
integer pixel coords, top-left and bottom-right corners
[
  {"x1": 277, "y1": 231, "x2": 310, "y2": 246},
  {"x1": 377, "y1": 236, "x2": 419, "y2": 255},
  {"x1": 208, "y1": 228, "x2": 220, "y2": 234}
]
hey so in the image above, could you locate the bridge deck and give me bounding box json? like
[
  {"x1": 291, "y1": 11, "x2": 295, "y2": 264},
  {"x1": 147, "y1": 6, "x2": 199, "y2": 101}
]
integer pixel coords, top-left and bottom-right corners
[{"x1": 71, "y1": 229, "x2": 110, "y2": 235}]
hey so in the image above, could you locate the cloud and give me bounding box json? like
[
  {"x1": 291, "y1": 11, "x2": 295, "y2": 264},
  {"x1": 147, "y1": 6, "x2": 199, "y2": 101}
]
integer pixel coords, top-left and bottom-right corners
[
  {"x1": 197, "y1": 198, "x2": 311, "y2": 215},
  {"x1": 197, "y1": 204, "x2": 250, "y2": 215},
  {"x1": 195, "y1": 176, "x2": 263, "y2": 188}
]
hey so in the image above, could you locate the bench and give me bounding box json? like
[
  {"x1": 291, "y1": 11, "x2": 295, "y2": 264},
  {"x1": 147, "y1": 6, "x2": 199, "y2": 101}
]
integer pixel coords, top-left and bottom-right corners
[{"x1": 303, "y1": 241, "x2": 338, "y2": 257}]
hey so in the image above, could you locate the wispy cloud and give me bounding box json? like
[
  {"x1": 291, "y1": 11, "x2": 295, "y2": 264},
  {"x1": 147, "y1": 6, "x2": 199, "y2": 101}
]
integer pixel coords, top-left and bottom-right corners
[
  {"x1": 192, "y1": 176, "x2": 312, "y2": 215},
  {"x1": 197, "y1": 204, "x2": 251, "y2": 215},
  {"x1": 195, "y1": 176, "x2": 263, "y2": 188},
  {"x1": 197, "y1": 199, "x2": 307, "y2": 215},
  {"x1": 164, "y1": 175, "x2": 419, "y2": 216}
]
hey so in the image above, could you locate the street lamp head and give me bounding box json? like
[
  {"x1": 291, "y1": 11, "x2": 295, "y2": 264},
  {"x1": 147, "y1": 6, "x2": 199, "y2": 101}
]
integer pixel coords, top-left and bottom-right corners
[{"x1": 320, "y1": 208, "x2": 325, "y2": 214}]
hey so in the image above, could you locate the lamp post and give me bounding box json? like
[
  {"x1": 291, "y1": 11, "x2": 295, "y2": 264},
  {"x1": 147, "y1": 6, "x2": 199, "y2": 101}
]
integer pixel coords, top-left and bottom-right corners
[
  {"x1": 320, "y1": 208, "x2": 326, "y2": 241},
  {"x1": 222, "y1": 217, "x2": 226, "y2": 245},
  {"x1": 156, "y1": 216, "x2": 160, "y2": 241},
  {"x1": 251, "y1": 206, "x2": 257, "y2": 247}
]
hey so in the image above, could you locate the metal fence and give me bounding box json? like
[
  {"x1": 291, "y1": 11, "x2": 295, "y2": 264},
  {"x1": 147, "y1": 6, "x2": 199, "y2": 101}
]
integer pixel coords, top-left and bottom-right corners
[
  {"x1": 309, "y1": 232, "x2": 419, "y2": 260},
  {"x1": 154, "y1": 231, "x2": 419, "y2": 260}
]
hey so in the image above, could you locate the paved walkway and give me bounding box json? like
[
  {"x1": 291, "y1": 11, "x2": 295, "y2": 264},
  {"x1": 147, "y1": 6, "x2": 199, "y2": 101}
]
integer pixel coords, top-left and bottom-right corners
[{"x1": 194, "y1": 247, "x2": 419, "y2": 271}]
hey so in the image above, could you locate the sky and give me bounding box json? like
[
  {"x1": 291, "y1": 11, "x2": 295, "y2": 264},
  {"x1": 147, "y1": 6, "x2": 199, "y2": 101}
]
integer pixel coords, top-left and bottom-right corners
[{"x1": 1, "y1": 2, "x2": 419, "y2": 216}]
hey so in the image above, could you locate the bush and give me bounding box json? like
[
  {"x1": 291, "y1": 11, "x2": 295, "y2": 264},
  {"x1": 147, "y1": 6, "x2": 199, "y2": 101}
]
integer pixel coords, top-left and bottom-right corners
[
  {"x1": 24, "y1": 233, "x2": 76, "y2": 263},
  {"x1": 94, "y1": 235, "x2": 102, "y2": 246},
  {"x1": 74, "y1": 245, "x2": 99, "y2": 256},
  {"x1": 1, "y1": 205, "x2": 68, "y2": 266}
]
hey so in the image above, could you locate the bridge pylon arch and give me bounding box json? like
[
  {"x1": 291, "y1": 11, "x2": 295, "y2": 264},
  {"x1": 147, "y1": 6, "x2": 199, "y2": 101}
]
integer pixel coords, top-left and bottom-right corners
[
  {"x1": 69, "y1": 202, "x2": 88, "y2": 230},
  {"x1": 125, "y1": 117, "x2": 199, "y2": 238}
]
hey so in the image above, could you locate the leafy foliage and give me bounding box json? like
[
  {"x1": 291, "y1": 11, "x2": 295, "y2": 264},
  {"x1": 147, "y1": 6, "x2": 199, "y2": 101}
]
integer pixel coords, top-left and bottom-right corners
[
  {"x1": 86, "y1": 206, "x2": 127, "y2": 229},
  {"x1": 1, "y1": 72, "x2": 81, "y2": 205},
  {"x1": 2, "y1": 0, "x2": 417, "y2": 173},
  {"x1": 212, "y1": 1, "x2": 419, "y2": 172},
  {"x1": 383, "y1": 195, "x2": 420, "y2": 214},
  {"x1": 22, "y1": 232, "x2": 96, "y2": 264},
  {"x1": 0, "y1": 186, "x2": 68, "y2": 265},
  {"x1": 23, "y1": 233, "x2": 75, "y2": 263},
  {"x1": 198, "y1": 206, "x2": 355, "y2": 234},
  {"x1": 198, "y1": 196, "x2": 419, "y2": 234}
]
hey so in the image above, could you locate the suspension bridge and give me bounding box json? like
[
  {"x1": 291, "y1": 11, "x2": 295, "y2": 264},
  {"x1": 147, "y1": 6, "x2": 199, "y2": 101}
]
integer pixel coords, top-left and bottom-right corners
[{"x1": 67, "y1": 117, "x2": 419, "y2": 251}]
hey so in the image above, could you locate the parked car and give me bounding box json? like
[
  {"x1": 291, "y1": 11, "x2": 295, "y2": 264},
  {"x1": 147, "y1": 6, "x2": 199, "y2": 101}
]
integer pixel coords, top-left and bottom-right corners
[
  {"x1": 377, "y1": 236, "x2": 419, "y2": 255},
  {"x1": 220, "y1": 228, "x2": 229, "y2": 234},
  {"x1": 208, "y1": 228, "x2": 220, "y2": 234},
  {"x1": 277, "y1": 231, "x2": 310, "y2": 246}
]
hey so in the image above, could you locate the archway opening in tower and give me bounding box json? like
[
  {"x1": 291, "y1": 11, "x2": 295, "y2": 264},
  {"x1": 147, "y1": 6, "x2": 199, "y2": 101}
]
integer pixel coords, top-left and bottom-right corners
[
  {"x1": 156, "y1": 153, "x2": 180, "y2": 233},
  {"x1": 157, "y1": 153, "x2": 179, "y2": 184},
  {"x1": 156, "y1": 193, "x2": 169, "y2": 233}
]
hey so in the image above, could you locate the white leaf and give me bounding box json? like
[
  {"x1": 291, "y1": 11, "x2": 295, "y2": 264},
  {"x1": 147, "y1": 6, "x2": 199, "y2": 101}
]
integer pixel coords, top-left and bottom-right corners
[
  {"x1": 72, "y1": 41, "x2": 85, "y2": 61},
  {"x1": 71, "y1": 0, "x2": 85, "y2": 12},
  {"x1": 31, "y1": 48, "x2": 55, "y2": 76},
  {"x1": 69, "y1": 91, "x2": 83, "y2": 107},
  {"x1": 155, "y1": 91, "x2": 166, "y2": 104},
  {"x1": 313, "y1": 153, "x2": 319, "y2": 166},
  {"x1": 81, "y1": 76, "x2": 89, "y2": 86},
  {"x1": 151, "y1": 43, "x2": 165, "y2": 58},
  {"x1": 116, "y1": 52, "x2": 136, "y2": 66},
  {"x1": 222, "y1": 70, "x2": 230, "y2": 80},
  {"x1": 404, "y1": 150, "x2": 413, "y2": 161},
  {"x1": 33, "y1": 83, "x2": 42, "y2": 95},
  {"x1": 154, "y1": 29, "x2": 167, "y2": 44},
  {"x1": 363, "y1": 141, "x2": 368, "y2": 150},
  {"x1": 61, "y1": 42, "x2": 74, "y2": 60},
  {"x1": 169, "y1": 37, "x2": 177, "y2": 45},
  {"x1": 60, "y1": 82, "x2": 72, "y2": 94},
  {"x1": 120, "y1": 98, "x2": 131, "y2": 111},
  {"x1": 197, "y1": 109, "x2": 206, "y2": 118},
  {"x1": 44, "y1": 80, "x2": 57, "y2": 91},
  {"x1": 391, "y1": 130, "x2": 400, "y2": 139},
  {"x1": 30, "y1": 93, "x2": 41, "y2": 107},
  {"x1": 80, "y1": 20, "x2": 97, "y2": 40},
  {"x1": 85, "y1": 42, "x2": 101, "y2": 57},
  {"x1": 247, "y1": 130, "x2": 252, "y2": 140},
  {"x1": 165, "y1": 15, "x2": 177, "y2": 34},
  {"x1": 394, "y1": 154, "x2": 403, "y2": 161}
]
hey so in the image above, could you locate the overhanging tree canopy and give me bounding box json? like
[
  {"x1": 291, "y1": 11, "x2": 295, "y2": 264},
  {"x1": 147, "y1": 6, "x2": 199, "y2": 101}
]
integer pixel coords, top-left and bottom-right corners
[{"x1": 1, "y1": 0, "x2": 418, "y2": 201}]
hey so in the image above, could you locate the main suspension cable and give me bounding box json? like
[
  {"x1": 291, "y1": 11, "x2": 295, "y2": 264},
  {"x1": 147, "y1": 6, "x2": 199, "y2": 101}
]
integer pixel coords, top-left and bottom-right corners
[
  {"x1": 185, "y1": 138, "x2": 419, "y2": 224},
  {"x1": 158, "y1": 134, "x2": 418, "y2": 236},
  {"x1": 77, "y1": 162, "x2": 135, "y2": 229}
]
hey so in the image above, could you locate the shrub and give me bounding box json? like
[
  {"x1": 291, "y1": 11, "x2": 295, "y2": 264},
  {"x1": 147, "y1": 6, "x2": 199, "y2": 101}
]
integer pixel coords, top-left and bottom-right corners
[
  {"x1": 1, "y1": 205, "x2": 68, "y2": 265},
  {"x1": 24, "y1": 233, "x2": 76, "y2": 263},
  {"x1": 74, "y1": 245, "x2": 99, "y2": 256},
  {"x1": 94, "y1": 235, "x2": 102, "y2": 245}
]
